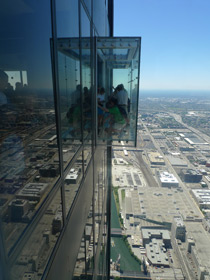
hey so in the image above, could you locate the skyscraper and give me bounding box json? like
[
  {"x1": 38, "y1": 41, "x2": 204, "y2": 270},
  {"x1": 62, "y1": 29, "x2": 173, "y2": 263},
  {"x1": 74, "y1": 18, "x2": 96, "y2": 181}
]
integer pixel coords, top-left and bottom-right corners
[{"x1": 0, "y1": 1, "x2": 141, "y2": 279}]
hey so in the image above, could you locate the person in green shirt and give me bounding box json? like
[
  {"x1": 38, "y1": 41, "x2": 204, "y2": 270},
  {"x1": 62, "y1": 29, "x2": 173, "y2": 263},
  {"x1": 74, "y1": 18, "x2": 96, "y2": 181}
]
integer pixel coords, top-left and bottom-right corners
[{"x1": 98, "y1": 98, "x2": 126, "y2": 135}]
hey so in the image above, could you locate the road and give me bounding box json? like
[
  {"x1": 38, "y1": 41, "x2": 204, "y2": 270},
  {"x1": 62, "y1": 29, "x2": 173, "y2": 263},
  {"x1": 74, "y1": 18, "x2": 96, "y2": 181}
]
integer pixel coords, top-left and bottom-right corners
[{"x1": 170, "y1": 112, "x2": 210, "y2": 143}]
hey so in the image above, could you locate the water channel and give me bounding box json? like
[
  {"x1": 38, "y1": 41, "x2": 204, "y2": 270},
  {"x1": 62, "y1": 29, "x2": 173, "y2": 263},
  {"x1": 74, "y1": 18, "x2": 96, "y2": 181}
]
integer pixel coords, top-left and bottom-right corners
[{"x1": 111, "y1": 191, "x2": 141, "y2": 272}]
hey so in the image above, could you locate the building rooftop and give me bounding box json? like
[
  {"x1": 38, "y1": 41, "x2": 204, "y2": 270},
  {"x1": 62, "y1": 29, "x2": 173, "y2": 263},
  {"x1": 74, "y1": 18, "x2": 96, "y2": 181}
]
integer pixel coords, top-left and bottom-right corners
[
  {"x1": 191, "y1": 189, "x2": 210, "y2": 205},
  {"x1": 16, "y1": 183, "x2": 48, "y2": 201},
  {"x1": 186, "y1": 222, "x2": 210, "y2": 272},
  {"x1": 148, "y1": 152, "x2": 165, "y2": 165},
  {"x1": 160, "y1": 172, "x2": 179, "y2": 184},
  {"x1": 184, "y1": 137, "x2": 208, "y2": 146},
  {"x1": 166, "y1": 155, "x2": 188, "y2": 167},
  {"x1": 173, "y1": 216, "x2": 185, "y2": 227},
  {"x1": 182, "y1": 169, "x2": 201, "y2": 176},
  {"x1": 146, "y1": 238, "x2": 169, "y2": 267},
  {"x1": 142, "y1": 228, "x2": 171, "y2": 241}
]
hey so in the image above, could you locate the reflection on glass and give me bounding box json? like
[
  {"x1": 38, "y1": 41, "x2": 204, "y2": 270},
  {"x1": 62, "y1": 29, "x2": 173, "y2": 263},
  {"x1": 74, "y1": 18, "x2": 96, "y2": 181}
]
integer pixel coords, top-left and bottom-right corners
[
  {"x1": 73, "y1": 232, "x2": 86, "y2": 279},
  {"x1": 0, "y1": 1, "x2": 59, "y2": 254},
  {"x1": 98, "y1": 169, "x2": 104, "y2": 219},
  {"x1": 83, "y1": 146, "x2": 92, "y2": 173},
  {"x1": 94, "y1": 156, "x2": 106, "y2": 251},
  {"x1": 86, "y1": 204, "x2": 94, "y2": 278},
  {"x1": 57, "y1": 39, "x2": 82, "y2": 168},
  {"x1": 82, "y1": 65, "x2": 92, "y2": 142},
  {"x1": 83, "y1": 0, "x2": 91, "y2": 16},
  {"x1": 93, "y1": 0, "x2": 106, "y2": 35},
  {"x1": 98, "y1": 242, "x2": 106, "y2": 280},
  {"x1": 96, "y1": 38, "x2": 141, "y2": 144},
  {"x1": 11, "y1": 188, "x2": 63, "y2": 280},
  {"x1": 73, "y1": 206, "x2": 94, "y2": 280},
  {"x1": 95, "y1": 182, "x2": 100, "y2": 247},
  {"x1": 81, "y1": 5, "x2": 92, "y2": 144},
  {"x1": 56, "y1": 0, "x2": 79, "y2": 38},
  {"x1": 64, "y1": 152, "x2": 83, "y2": 216}
]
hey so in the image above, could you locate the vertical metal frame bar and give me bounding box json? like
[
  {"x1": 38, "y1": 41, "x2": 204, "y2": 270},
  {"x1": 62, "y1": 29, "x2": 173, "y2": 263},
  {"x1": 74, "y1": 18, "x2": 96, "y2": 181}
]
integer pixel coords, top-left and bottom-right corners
[
  {"x1": 106, "y1": 145, "x2": 111, "y2": 280},
  {"x1": 92, "y1": 22, "x2": 97, "y2": 273},
  {"x1": 95, "y1": 36, "x2": 99, "y2": 145},
  {"x1": 50, "y1": 0, "x2": 67, "y2": 223},
  {"x1": 78, "y1": 0, "x2": 85, "y2": 176},
  {"x1": 103, "y1": 148, "x2": 108, "y2": 279},
  {"x1": 90, "y1": 4, "x2": 95, "y2": 150},
  {"x1": 90, "y1": 0, "x2": 97, "y2": 269},
  {"x1": 108, "y1": 0, "x2": 114, "y2": 37},
  {"x1": 135, "y1": 38, "x2": 141, "y2": 147}
]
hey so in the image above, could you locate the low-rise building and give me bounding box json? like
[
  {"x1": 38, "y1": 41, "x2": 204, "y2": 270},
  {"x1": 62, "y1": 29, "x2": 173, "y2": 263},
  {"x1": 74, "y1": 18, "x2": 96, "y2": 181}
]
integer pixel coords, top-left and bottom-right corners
[
  {"x1": 9, "y1": 199, "x2": 29, "y2": 222},
  {"x1": 145, "y1": 238, "x2": 170, "y2": 267},
  {"x1": 181, "y1": 169, "x2": 202, "y2": 183},
  {"x1": 65, "y1": 168, "x2": 80, "y2": 184},
  {"x1": 39, "y1": 164, "x2": 59, "y2": 177},
  {"x1": 191, "y1": 189, "x2": 210, "y2": 209},
  {"x1": 159, "y1": 171, "x2": 179, "y2": 188},
  {"x1": 141, "y1": 228, "x2": 171, "y2": 248},
  {"x1": 52, "y1": 211, "x2": 62, "y2": 234},
  {"x1": 16, "y1": 183, "x2": 48, "y2": 201},
  {"x1": 125, "y1": 190, "x2": 145, "y2": 219},
  {"x1": 148, "y1": 152, "x2": 165, "y2": 165},
  {"x1": 131, "y1": 235, "x2": 141, "y2": 247}
]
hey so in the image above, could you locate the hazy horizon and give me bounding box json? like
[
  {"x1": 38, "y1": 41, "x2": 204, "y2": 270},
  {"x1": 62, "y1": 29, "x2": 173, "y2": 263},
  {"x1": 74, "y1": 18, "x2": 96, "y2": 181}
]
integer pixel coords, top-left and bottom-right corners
[{"x1": 140, "y1": 89, "x2": 210, "y2": 98}]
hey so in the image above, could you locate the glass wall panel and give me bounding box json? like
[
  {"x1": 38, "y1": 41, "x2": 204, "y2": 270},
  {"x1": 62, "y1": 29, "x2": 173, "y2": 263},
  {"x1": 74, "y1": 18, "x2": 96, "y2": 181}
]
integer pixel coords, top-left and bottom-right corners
[
  {"x1": 93, "y1": 0, "x2": 106, "y2": 36},
  {"x1": 83, "y1": 0, "x2": 92, "y2": 17},
  {"x1": 73, "y1": 231, "x2": 86, "y2": 280},
  {"x1": 11, "y1": 187, "x2": 63, "y2": 280},
  {"x1": 81, "y1": 5, "x2": 93, "y2": 147},
  {"x1": 94, "y1": 150, "x2": 106, "y2": 252},
  {"x1": 83, "y1": 146, "x2": 92, "y2": 173},
  {"x1": 64, "y1": 152, "x2": 83, "y2": 216},
  {"x1": 97, "y1": 151, "x2": 107, "y2": 280},
  {"x1": 86, "y1": 204, "x2": 95, "y2": 278},
  {"x1": 94, "y1": 179, "x2": 101, "y2": 247},
  {"x1": 96, "y1": 37, "x2": 141, "y2": 145},
  {"x1": 0, "y1": 1, "x2": 59, "y2": 254},
  {"x1": 73, "y1": 205, "x2": 94, "y2": 280},
  {"x1": 56, "y1": 0, "x2": 82, "y2": 169},
  {"x1": 57, "y1": 40, "x2": 82, "y2": 168},
  {"x1": 105, "y1": 15, "x2": 110, "y2": 36},
  {"x1": 102, "y1": 215, "x2": 108, "y2": 278},
  {"x1": 97, "y1": 242, "x2": 105, "y2": 280},
  {"x1": 56, "y1": 0, "x2": 79, "y2": 38}
]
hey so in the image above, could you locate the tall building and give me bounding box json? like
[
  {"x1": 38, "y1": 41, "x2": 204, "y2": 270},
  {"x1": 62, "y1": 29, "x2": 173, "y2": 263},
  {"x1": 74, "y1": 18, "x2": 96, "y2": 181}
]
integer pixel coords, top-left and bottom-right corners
[
  {"x1": 171, "y1": 216, "x2": 186, "y2": 242},
  {"x1": 0, "y1": 1, "x2": 141, "y2": 280}
]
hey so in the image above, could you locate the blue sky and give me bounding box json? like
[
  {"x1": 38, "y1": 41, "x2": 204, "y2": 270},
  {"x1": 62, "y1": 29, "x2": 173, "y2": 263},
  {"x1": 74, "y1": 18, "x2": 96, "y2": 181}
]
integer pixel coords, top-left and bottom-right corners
[{"x1": 114, "y1": 0, "x2": 210, "y2": 91}]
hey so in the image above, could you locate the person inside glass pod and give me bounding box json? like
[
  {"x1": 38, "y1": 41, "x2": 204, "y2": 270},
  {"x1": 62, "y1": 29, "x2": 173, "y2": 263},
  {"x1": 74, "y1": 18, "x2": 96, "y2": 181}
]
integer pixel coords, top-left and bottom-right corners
[
  {"x1": 115, "y1": 84, "x2": 130, "y2": 125},
  {"x1": 98, "y1": 97, "x2": 126, "y2": 137}
]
